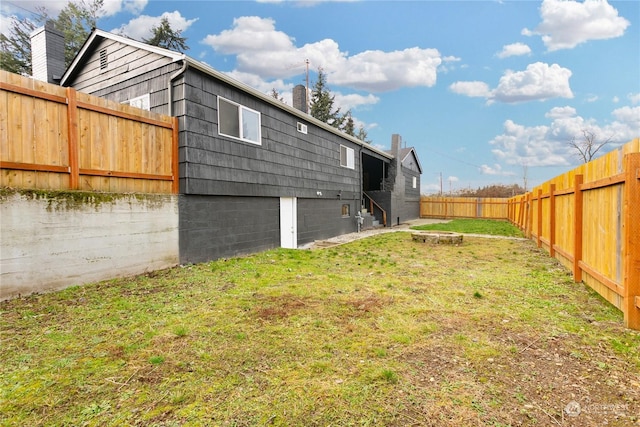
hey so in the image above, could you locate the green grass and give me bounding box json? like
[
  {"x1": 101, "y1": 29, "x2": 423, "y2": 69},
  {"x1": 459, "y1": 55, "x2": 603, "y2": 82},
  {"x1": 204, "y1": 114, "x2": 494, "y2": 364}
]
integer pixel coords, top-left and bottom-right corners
[
  {"x1": 1, "y1": 232, "x2": 638, "y2": 426},
  {"x1": 411, "y1": 218, "x2": 525, "y2": 237}
]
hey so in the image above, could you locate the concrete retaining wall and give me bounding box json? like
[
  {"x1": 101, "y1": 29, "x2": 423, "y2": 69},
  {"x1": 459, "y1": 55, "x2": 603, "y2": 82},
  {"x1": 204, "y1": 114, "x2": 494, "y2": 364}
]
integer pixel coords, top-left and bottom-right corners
[{"x1": 0, "y1": 190, "x2": 179, "y2": 300}]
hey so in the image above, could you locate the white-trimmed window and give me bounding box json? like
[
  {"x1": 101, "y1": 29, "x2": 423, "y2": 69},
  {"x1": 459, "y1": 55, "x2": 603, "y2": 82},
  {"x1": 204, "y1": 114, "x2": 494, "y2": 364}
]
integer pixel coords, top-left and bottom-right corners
[
  {"x1": 297, "y1": 122, "x2": 308, "y2": 134},
  {"x1": 340, "y1": 145, "x2": 355, "y2": 169},
  {"x1": 412, "y1": 176, "x2": 417, "y2": 189},
  {"x1": 218, "y1": 97, "x2": 262, "y2": 145},
  {"x1": 123, "y1": 93, "x2": 150, "y2": 111}
]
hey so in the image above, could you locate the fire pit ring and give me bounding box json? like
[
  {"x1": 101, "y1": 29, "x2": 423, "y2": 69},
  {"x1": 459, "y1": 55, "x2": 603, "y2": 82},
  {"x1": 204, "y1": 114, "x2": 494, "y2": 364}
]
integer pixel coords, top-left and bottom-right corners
[{"x1": 411, "y1": 231, "x2": 463, "y2": 244}]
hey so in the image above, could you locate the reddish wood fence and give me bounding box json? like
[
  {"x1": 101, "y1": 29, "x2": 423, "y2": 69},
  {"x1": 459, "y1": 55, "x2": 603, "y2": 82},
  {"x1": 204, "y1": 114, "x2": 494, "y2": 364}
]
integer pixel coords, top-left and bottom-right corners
[
  {"x1": 420, "y1": 139, "x2": 640, "y2": 330},
  {"x1": 0, "y1": 71, "x2": 178, "y2": 194},
  {"x1": 510, "y1": 139, "x2": 639, "y2": 329},
  {"x1": 420, "y1": 197, "x2": 508, "y2": 219}
]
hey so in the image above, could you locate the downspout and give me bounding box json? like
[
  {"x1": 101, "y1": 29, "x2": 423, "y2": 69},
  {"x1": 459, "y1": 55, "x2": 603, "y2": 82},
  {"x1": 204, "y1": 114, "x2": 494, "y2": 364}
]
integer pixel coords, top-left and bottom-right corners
[
  {"x1": 168, "y1": 58, "x2": 188, "y2": 116},
  {"x1": 168, "y1": 58, "x2": 187, "y2": 197},
  {"x1": 358, "y1": 144, "x2": 363, "y2": 213}
]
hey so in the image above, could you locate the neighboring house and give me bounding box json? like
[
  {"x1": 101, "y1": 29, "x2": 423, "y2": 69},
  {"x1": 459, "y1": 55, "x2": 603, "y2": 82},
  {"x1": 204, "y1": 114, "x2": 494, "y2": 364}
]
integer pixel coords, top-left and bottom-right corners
[{"x1": 57, "y1": 28, "x2": 422, "y2": 263}]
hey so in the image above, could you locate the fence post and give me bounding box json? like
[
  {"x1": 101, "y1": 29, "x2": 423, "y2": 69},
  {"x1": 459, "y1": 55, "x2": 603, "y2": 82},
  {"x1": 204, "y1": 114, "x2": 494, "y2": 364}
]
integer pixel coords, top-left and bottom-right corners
[
  {"x1": 518, "y1": 196, "x2": 525, "y2": 230},
  {"x1": 536, "y1": 189, "x2": 542, "y2": 247},
  {"x1": 623, "y1": 153, "x2": 640, "y2": 330},
  {"x1": 549, "y1": 184, "x2": 556, "y2": 257},
  {"x1": 526, "y1": 192, "x2": 533, "y2": 238},
  {"x1": 66, "y1": 87, "x2": 79, "y2": 190},
  {"x1": 573, "y1": 175, "x2": 584, "y2": 283}
]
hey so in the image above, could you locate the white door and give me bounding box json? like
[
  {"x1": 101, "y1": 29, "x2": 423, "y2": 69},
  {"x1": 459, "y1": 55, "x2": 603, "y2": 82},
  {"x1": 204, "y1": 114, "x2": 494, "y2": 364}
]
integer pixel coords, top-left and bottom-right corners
[{"x1": 280, "y1": 197, "x2": 297, "y2": 249}]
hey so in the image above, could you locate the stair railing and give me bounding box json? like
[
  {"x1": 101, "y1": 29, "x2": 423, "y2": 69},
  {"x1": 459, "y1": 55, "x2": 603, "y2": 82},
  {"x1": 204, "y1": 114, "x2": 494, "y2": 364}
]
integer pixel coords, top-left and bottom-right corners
[{"x1": 362, "y1": 192, "x2": 387, "y2": 227}]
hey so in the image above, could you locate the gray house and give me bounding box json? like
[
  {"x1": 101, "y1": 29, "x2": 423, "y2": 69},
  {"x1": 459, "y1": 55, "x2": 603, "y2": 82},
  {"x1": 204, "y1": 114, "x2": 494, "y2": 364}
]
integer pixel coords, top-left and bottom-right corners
[{"x1": 58, "y1": 28, "x2": 422, "y2": 264}]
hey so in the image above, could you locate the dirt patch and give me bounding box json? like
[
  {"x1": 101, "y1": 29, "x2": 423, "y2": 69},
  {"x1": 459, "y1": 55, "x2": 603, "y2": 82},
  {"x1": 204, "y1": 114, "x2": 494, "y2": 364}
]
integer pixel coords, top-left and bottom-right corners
[
  {"x1": 253, "y1": 294, "x2": 311, "y2": 320},
  {"x1": 397, "y1": 331, "x2": 640, "y2": 426},
  {"x1": 345, "y1": 293, "x2": 390, "y2": 313}
]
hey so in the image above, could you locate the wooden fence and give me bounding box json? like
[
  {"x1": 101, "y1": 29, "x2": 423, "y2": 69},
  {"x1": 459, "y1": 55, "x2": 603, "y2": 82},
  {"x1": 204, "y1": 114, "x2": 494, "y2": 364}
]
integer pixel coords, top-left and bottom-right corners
[
  {"x1": 0, "y1": 71, "x2": 178, "y2": 194},
  {"x1": 510, "y1": 138, "x2": 639, "y2": 330},
  {"x1": 419, "y1": 139, "x2": 640, "y2": 330},
  {"x1": 420, "y1": 197, "x2": 509, "y2": 219}
]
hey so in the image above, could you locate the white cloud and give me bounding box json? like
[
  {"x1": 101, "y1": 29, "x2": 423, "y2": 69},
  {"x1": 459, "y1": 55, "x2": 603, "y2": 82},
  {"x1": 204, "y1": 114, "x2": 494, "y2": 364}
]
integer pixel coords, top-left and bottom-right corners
[
  {"x1": 585, "y1": 94, "x2": 598, "y2": 103},
  {"x1": 112, "y1": 11, "x2": 197, "y2": 40},
  {"x1": 492, "y1": 62, "x2": 573, "y2": 103},
  {"x1": 102, "y1": 0, "x2": 148, "y2": 17},
  {"x1": 490, "y1": 120, "x2": 570, "y2": 167},
  {"x1": 224, "y1": 70, "x2": 291, "y2": 95},
  {"x1": 611, "y1": 106, "x2": 640, "y2": 131},
  {"x1": 451, "y1": 62, "x2": 573, "y2": 104},
  {"x1": 628, "y1": 93, "x2": 640, "y2": 105},
  {"x1": 447, "y1": 176, "x2": 459, "y2": 182},
  {"x1": 545, "y1": 106, "x2": 577, "y2": 119},
  {"x1": 334, "y1": 92, "x2": 380, "y2": 111},
  {"x1": 489, "y1": 104, "x2": 639, "y2": 167},
  {"x1": 439, "y1": 55, "x2": 462, "y2": 73},
  {"x1": 612, "y1": 96, "x2": 620, "y2": 103},
  {"x1": 202, "y1": 16, "x2": 442, "y2": 92},
  {"x1": 449, "y1": 81, "x2": 491, "y2": 98},
  {"x1": 331, "y1": 47, "x2": 441, "y2": 92},
  {"x1": 523, "y1": 0, "x2": 630, "y2": 51},
  {"x1": 479, "y1": 164, "x2": 515, "y2": 176},
  {"x1": 496, "y1": 42, "x2": 531, "y2": 58}
]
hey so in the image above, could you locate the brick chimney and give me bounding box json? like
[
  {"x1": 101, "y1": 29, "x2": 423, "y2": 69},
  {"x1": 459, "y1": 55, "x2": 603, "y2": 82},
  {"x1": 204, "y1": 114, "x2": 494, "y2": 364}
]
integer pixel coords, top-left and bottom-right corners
[
  {"x1": 292, "y1": 84, "x2": 308, "y2": 113},
  {"x1": 31, "y1": 21, "x2": 65, "y2": 84},
  {"x1": 391, "y1": 134, "x2": 402, "y2": 157},
  {"x1": 390, "y1": 134, "x2": 405, "y2": 226}
]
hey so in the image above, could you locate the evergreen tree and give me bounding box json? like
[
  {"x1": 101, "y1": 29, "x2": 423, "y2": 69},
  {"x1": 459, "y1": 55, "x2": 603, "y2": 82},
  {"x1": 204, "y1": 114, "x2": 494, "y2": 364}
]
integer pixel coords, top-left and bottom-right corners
[
  {"x1": 309, "y1": 67, "x2": 346, "y2": 130},
  {"x1": 55, "y1": 0, "x2": 103, "y2": 67},
  {"x1": 0, "y1": 0, "x2": 101, "y2": 74},
  {"x1": 0, "y1": 9, "x2": 48, "y2": 75},
  {"x1": 270, "y1": 88, "x2": 284, "y2": 102},
  {"x1": 356, "y1": 125, "x2": 371, "y2": 144},
  {"x1": 343, "y1": 111, "x2": 355, "y2": 136},
  {"x1": 143, "y1": 17, "x2": 189, "y2": 52}
]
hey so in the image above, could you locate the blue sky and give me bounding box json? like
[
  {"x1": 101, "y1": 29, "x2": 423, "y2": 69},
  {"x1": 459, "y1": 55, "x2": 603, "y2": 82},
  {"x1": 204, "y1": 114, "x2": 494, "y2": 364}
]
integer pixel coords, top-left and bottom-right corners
[{"x1": 3, "y1": 0, "x2": 639, "y2": 193}]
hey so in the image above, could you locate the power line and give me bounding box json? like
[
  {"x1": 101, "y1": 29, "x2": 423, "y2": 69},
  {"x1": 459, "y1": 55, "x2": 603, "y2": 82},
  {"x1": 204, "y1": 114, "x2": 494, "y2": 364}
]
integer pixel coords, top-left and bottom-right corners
[
  {"x1": 4, "y1": 1, "x2": 48, "y2": 20},
  {"x1": 426, "y1": 145, "x2": 482, "y2": 169}
]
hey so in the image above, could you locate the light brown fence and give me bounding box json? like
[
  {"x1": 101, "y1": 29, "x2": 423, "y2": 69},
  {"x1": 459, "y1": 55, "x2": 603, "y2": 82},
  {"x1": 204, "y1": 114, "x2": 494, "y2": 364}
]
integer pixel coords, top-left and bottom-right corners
[
  {"x1": 0, "y1": 71, "x2": 178, "y2": 194},
  {"x1": 509, "y1": 139, "x2": 639, "y2": 329},
  {"x1": 419, "y1": 139, "x2": 640, "y2": 330},
  {"x1": 420, "y1": 197, "x2": 508, "y2": 219}
]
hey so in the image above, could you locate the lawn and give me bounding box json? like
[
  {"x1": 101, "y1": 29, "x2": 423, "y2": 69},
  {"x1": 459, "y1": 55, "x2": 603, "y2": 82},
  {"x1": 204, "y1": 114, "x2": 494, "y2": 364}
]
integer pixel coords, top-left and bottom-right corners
[
  {"x1": 1, "y1": 229, "x2": 639, "y2": 426},
  {"x1": 411, "y1": 218, "x2": 525, "y2": 237}
]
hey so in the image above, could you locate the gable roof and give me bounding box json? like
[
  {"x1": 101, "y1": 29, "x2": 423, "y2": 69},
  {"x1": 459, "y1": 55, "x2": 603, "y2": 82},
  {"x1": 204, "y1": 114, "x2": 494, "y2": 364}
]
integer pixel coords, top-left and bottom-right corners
[
  {"x1": 61, "y1": 29, "x2": 393, "y2": 161},
  {"x1": 385, "y1": 146, "x2": 423, "y2": 174}
]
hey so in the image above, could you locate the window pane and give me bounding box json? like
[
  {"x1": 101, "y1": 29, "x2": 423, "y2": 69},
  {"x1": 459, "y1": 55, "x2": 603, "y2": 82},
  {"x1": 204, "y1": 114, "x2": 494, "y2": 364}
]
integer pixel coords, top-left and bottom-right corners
[
  {"x1": 241, "y1": 108, "x2": 260, "y2": 143},
  {"x1": 219, "y1": 98, "x2": 240, "y2": 137},
  {"x1": 347, "y1": 147, "x2": 354, "y2": 169},
  {"x1": 340, "y1": 146, "x2": 347, "y2": 167}
]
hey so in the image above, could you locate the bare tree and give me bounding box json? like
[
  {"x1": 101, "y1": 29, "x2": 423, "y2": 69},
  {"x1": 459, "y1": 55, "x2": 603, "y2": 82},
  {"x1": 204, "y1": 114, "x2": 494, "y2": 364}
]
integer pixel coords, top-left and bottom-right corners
[{"x1": 569, "y1": 129, "x2": 613, "y2": 163}]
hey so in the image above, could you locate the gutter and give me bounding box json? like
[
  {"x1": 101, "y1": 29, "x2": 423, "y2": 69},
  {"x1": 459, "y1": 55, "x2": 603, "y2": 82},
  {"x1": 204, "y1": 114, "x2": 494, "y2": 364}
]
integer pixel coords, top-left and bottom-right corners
[{"x1": 168, "y1": 57, "x2": 188, "y2": 116}]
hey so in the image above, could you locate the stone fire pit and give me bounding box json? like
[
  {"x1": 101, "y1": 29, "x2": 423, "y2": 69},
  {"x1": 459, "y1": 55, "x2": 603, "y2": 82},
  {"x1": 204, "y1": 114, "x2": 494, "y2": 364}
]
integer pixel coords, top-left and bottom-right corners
[{"x1": 411, "y1": 231, "x2": 463, "y2": 244}]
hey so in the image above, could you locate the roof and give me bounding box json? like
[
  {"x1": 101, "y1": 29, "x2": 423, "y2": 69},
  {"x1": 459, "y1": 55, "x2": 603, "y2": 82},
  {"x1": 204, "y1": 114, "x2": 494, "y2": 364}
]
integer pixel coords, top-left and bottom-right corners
[
  {"x1": 385, "y1": 146, "x2": 423, "y2": 174},
  {"x1": 61, "y1": 29, "x2": 393, "y2": 161}
]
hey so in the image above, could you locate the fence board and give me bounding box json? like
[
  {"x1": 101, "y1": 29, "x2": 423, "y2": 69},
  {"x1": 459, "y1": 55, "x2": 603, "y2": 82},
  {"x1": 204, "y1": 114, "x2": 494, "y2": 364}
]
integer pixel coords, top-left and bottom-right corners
[
  {"x1": 0, "y1": 70, "x2": 177, "y2": 194},
  {"x1": 420, "y1": 197, "x2": 508, "y2": 219},
  {"x1": 419, "y1": 139, "x2": 639, "y2": 330}
]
